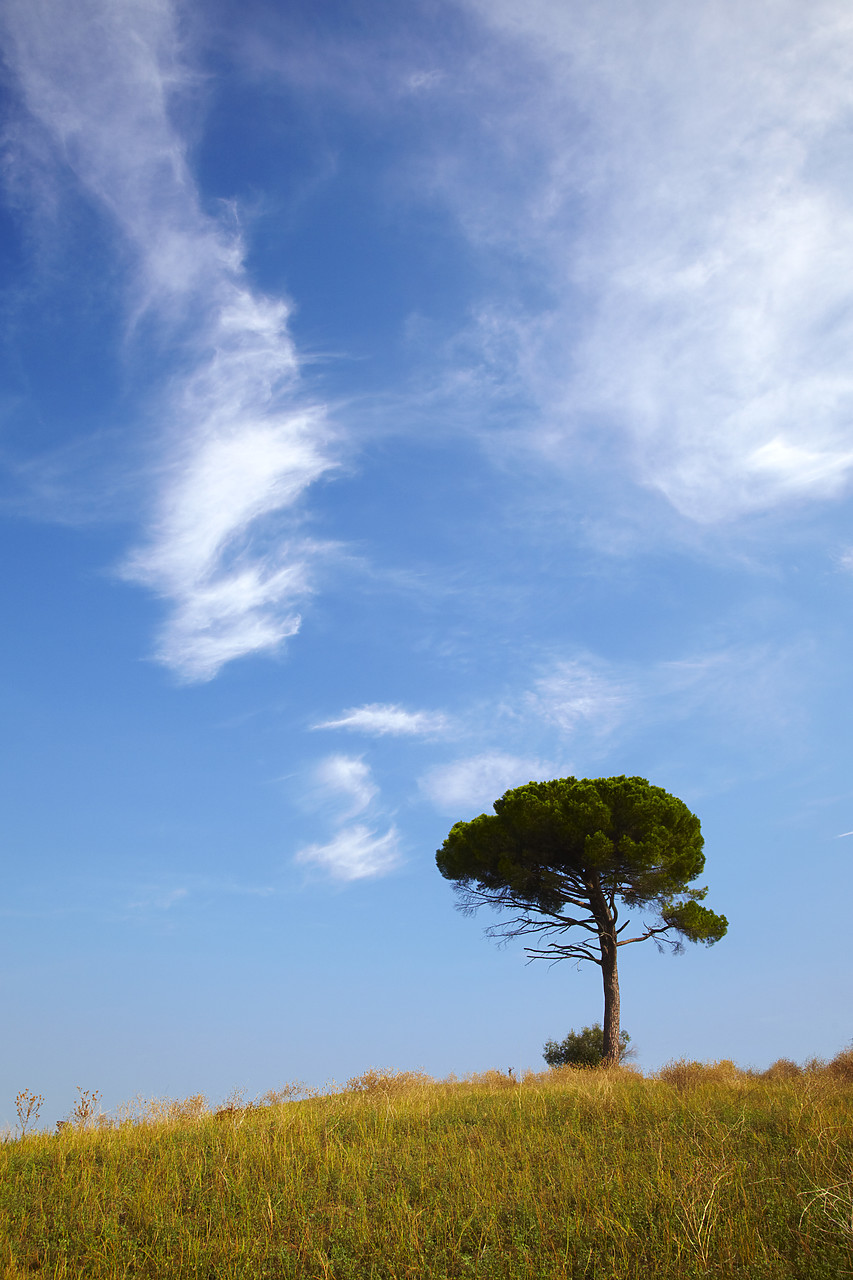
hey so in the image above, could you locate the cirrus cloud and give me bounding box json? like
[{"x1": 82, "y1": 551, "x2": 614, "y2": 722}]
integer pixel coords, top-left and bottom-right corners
[
  {"x1": 295, "y1": 824, "x2": 402, "y2": 881},
  {"x1": 419, "y1": 752, "x2": 564, "y2": 816},
  {"x1": 313, "y1": 703, "x2": 449, "y2": 737},
  {"x1": 446, "y1": 0, "x2": 853, "y2": 522},
  {"x1": 4, "y1": 0, "x2": 338, "y2": 680}
]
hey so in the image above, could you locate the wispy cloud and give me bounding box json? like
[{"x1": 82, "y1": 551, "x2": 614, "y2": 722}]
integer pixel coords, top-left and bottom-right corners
[
  {"x1": 419, "y1": 751, "x2": 562, "y2": 816},
  {"x1": 439, "y1": 0, "x2": 853, "y2": 522},
  {"x1": 313, "y1": 754, "x2": 379, "y2": 820},
  {"x1": 526, "y1": 659, "x2": 626, "y2": 738},
  {"x1": 525, "y1": 642, "x2": 808, "y2": 747},
  {"x1": 655, "y1": 642, "x2": 810, "y2": 737},
  {"x1": 295, "y1": 824, "x2": 402, "y2": 880},
  {"x1": 418, "y1": 639, "x2": 811, "y2": 819},
  {"x1": 128, "y1": 886, "x2": 189, "y2": 912},
  {"x1": 313, "y1": 703, "x2": 449, "y2": 737},
  {"x1": 295, "y1": 754, "x2": 402, "y2": 880},
  {"x1": 126, "y1": 876, "x2": 274, "y2": 913},
  {"x1": 4, "y1": 0, "x2": 337, "y2": 679},
  {"x1": 123, "y1": 396, "x2": 336, "y2": 681}
]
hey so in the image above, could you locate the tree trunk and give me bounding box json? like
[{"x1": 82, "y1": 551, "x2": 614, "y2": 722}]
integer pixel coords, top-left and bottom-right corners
[
  {"x1": 600, "y1": 931, "x2": 621, "y2": 1066},
  {"x1": 586, "y1": 871, "x2": 621, "y2": 1066}
]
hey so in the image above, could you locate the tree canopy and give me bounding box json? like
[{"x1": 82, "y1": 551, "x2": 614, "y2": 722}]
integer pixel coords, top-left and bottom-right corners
[{"x1": 436, "y1": 775, "x2": 727, "y2": 1064}]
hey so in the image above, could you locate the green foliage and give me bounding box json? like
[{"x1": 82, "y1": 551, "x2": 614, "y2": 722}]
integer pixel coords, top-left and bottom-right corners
[
  {"x1": 436, "y1": 774, "x2": 728, "y2": 949},
  {"x1": 662, "y1": 896, "x2": 729, "y2": 943},
  {"x1": 543, "y1": 1022, "x2": 632, "y2": 1067}
]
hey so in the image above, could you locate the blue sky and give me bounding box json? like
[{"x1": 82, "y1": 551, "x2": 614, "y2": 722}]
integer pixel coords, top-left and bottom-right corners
[{"x1": 2, "y1": 0, "x2": 853, "y2": 1124}]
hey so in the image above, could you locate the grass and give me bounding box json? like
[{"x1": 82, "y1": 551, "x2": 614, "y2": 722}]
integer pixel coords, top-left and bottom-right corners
[{"x1": 1, "y1": 1057, "x2": 852, "y2": 1278}]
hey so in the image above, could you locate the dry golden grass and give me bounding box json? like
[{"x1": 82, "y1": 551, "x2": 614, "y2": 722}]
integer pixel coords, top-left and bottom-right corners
[{"x1": 1, "y1": 1057, "x2": 852, "y2": 1278}]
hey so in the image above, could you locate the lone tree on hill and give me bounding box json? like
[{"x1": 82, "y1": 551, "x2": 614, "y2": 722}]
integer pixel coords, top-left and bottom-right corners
[{"x1": 436, "y1": 775, "x2": 728, "y2": 1065}]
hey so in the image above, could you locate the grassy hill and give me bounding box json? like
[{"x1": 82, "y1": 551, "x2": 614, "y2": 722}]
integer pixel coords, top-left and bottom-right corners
[{"x1": 2, "y1": 1056, "x2": 852, "y2": 1278}]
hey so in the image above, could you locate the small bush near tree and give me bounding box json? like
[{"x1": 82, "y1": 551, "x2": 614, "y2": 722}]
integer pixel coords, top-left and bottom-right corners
[{"x1": 544, "y1": 1023, "x2": 632, "y2": 1068}]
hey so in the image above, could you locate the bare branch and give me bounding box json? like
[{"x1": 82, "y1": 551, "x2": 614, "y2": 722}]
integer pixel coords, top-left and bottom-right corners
[
  {"x1": 524, "y1": 941, "x2": 603, "y2": 967},
  {"x1": 484, "y1": 911, "x2": 600, "y2": 945},
  {"x1": 616, "y1": 923, "x2": 675, "y2": 948}
]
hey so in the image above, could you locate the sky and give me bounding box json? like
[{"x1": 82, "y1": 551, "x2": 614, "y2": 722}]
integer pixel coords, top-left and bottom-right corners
[{"x1": 2, "y1": 0, "x2": 853, "y2": 1126}]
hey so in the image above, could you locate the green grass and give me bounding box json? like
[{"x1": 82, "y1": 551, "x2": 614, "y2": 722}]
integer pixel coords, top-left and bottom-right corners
[{"x1": 2, "y1": 1060, "x2": 852, "y2": 1278}]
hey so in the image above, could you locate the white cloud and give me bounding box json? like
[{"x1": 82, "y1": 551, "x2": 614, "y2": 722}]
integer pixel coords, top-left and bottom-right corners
[
  {"x1": 527, "y1": 659, "x2": 627, "y2": 737},
  {"x1": 123, "y1": 398, "x2": 336, "y2": 681},
  {"x1": 127, "y1": 877, "x2": 274, "y2": 912},
  {"x1": 656, "y1": 642, "x2": 810, "y2": 736},
  {"x1": 522, "y1": 641, "x2": 810, "y2": 759},
  {"x1": 4, "y1": 0, "x2": 336, "y2": 679},
  {"x1": 295, "y1": 824, "x2": 401, "y2": 880},
  {"x1": 403, "y1": 69, "x2": 445, "y2": 94},
  {"x1": 447, "y1": 0, "x2": 853, "y2": 521},
  {"x1": 417, "y1": 645, "x2": 796, "y2": 820},
  {"x1": 295, "y1": 756, "x2": 402, "y2": 880},
  {"x1": 313, "y1": 703, "x2": 449, "y2": 737},
  {"x1": 313, "y1": 755, "x2": 379, "y2": 820},
  {"x1": 419, "y1": 752, "x2": 562, "y2": 816},
  {"x1": 128, "y1": 886, "x2": 188, "y2": 912}
]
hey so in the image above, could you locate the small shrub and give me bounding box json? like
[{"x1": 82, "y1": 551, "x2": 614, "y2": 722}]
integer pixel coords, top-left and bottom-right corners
[
  {"x1": 145, "y1": 1094, "x2": 209, "y2": 1124},
  {"x1": 70, "y1": 1088, "x2": 102, "y2": 1130},
  {"x1": 762, "y1": 1058, "x2": 802, "y2": 1081},
  {"x1": 255, "y1": 1083, "x2": 312, "y2": 1106},
  {"x1": 543, "y1": 1024, "x2": 632, "y2": 1068},
  {"x1": 345, "y1": 1067, "x2": 433, "y2": 1096},
  {"x1": 462, "y1": 1070, "x2": 517, "y2": 1090},
  {"x1": 826, "y1": 1046, "x2": 853, "y2": 1082},
  {"x1": 15, "y1": 1090, "x2": 44, "y2": 1139},
  {"x1": 658, "y1": 1058, "x2": 742, "y2": 1090}
]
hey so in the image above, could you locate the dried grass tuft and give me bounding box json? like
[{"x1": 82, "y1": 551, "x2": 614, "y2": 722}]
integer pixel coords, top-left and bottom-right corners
[
  {"x1": 761, "y1": 1058, "x2": 802, "y2": 1081},
  {"x1": 825, "y1": 1046, "x2": 853, "y2": 1081},
  {"x1": 658, "y1": 1058, "x2": 743, "y2": 1090},
  {"x1": 344, "y1": 1067, "x2": 434, "y2": 1097}
]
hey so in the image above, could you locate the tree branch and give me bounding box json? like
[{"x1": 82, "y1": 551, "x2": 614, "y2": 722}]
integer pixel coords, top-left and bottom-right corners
[
  {"x1": 453, "y1": 864, "x2": 695, "y2": 960},
  {"x1": 524, "y1": 941, "x2": 603, "y2": 967},
  {"x1": 616, "y1": 923, "x2": 676, "y2": 947},
  {"x1": 484, "y1": 912, "x2": 600, "y2": 945}
]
